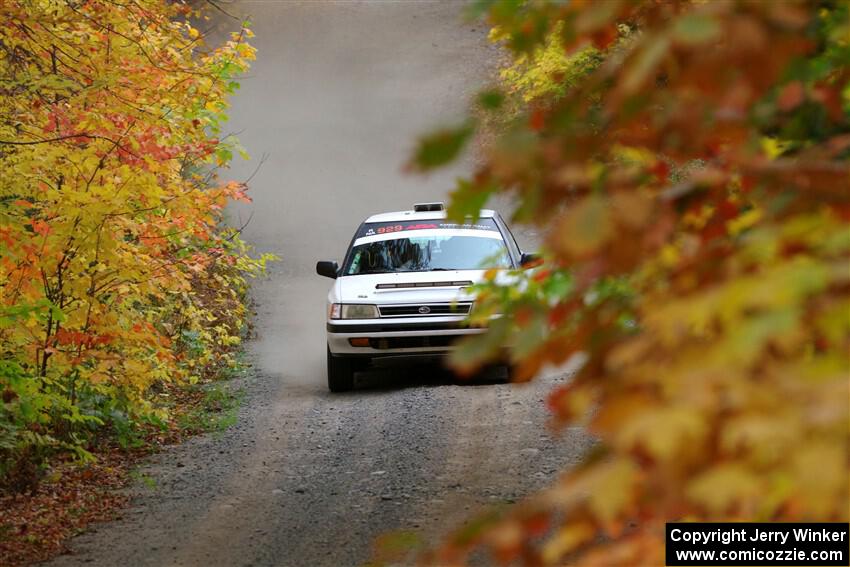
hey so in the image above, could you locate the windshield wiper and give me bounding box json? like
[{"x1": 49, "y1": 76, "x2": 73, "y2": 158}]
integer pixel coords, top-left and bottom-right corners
[{"x1": 427, "y1": 268, "x2": 453, "y2": 271}]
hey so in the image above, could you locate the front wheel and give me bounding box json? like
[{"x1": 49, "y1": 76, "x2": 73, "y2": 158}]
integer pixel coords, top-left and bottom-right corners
[{"x1": 327, "y1": 346, "x2": 355, "y2": 392}]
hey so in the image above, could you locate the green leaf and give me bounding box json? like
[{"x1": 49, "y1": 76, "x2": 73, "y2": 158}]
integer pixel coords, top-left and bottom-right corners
[
  {"x1": 477, "y1": 89, "x2": 505, "y2": 110},
  {"x1": 543, "y1": 270, "x2": 574, "y2": 299},
  {"x1": 671, "y1": 13, "x2": 721, "y2": 45},
  {"x1": 449, "y1": 316, "x2": 510, "y2": 372},
  {"x1": 513, "y1": 309, "x2": 548, "y2": 358},
  {"x1": 447, "y1": 178, "x2": 494, "y2": 222},
  {"x1": 408, "y1": 121, "x2": 474, "y2": 172},
  {"x1": 465, "y1": 0, "x2": 500, "y2": 20},
  {"x1": 482, "y1": 0, "x2": 521, "y2": 25}
]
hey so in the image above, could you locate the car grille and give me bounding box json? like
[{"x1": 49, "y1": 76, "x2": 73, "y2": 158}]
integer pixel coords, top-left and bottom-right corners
[
  {"x1": 378, "y1": 303, "x2": 472, "y2": 318},
  {"x1": 375, "y1": 281, "x2": 473, "y2": 289}
]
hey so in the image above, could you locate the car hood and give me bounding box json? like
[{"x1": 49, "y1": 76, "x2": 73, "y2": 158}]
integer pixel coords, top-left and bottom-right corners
[{"x1": 335, "y1": 270, "x2": 487, "y2": 304}]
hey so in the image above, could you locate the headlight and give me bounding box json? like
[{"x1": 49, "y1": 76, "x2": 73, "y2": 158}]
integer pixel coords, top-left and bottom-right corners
[{"x1": 329, "y1": 303, "x2": 379, "y2": 319}]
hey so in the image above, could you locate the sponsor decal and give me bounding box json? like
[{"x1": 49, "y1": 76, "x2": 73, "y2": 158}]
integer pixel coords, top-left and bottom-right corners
[{"x1": 357, "y1": 218, "x2": 499, "y2": 238}]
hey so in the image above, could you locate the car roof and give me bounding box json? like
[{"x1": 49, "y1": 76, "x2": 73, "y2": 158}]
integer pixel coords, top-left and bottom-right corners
[{"x1": 364, "y1": 209, "x2": 496, "y2": 223}]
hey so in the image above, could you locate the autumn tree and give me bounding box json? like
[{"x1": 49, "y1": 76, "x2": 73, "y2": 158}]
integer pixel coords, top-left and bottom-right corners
[
  {"x1": 0, "y1": 0, "x2": 270, "y2": 484},
  {"x1": 410, "y1": 1, "x2": 850, "y2": 564}
]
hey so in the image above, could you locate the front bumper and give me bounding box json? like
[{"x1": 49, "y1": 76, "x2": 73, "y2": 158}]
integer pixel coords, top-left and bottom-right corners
[{"x1": 326, "y1": 317, "x2": 484, "y2": 356}]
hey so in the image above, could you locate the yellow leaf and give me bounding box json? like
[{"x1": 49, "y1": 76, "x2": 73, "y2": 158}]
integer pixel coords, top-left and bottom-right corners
[
  {"x1": 611, "y1": 190, "x2": 654, "y2": 229},
  {"x1": 687, "y1": 464, "x2": 761, "y2": 515},
  {"x1": 727, "y1": 207, "x2": 762, "y2": 236},
  {"x1": 792, "y1": 441, "x2": 846, "y2": 518},
  {"x1": 542, "y1": 521, "x2": 595, "y2": 564},
  {"x1": 550, "y1": 195, "x2": 614, "y2": 258},
  {"x1": 586, "y1": 459, "x2": 639, "y2": 527},
  {"x1": 616, "y1": 406, "x2": 708, "y2": 462}
]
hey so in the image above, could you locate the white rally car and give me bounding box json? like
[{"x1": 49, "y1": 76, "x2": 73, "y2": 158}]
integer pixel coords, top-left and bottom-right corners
[{"x1": 316, "y1": 202, "x2": 535, "y2": 392}]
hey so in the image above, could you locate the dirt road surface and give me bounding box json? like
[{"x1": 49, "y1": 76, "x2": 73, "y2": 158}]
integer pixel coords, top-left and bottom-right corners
[{"x1": 48, "y1": 3, "x2": 592, "y2": 566}]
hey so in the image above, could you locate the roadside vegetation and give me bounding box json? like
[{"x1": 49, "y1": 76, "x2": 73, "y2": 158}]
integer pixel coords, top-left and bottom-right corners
[
  {"x1": 1, "y1": 0, "x2": 269, "y2": 562},
  {"x1": 407, "y1": 1, "x2": 849, "y2": 564}
]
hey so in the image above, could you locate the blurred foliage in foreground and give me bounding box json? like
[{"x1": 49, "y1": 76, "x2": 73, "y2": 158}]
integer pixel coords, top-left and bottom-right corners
[
  {"x1": 0, "y1": 1, "x2": 272, "y2": 491},
  {"x1": 410, "y1": 0, "x2": 849, "y2": 565}
]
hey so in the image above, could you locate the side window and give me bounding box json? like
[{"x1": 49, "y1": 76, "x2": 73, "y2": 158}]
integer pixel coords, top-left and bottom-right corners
[
  {"x1": 341, "y1": 223, "x2": 364, "y2": 275},
  {"x1": 495, "y1": 214, "x2": 521, "y2": 267}
]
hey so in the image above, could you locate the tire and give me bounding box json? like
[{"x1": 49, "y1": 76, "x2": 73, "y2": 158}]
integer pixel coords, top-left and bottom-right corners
[
  {"x1": 466, "y1": 363, "x2": 513, "y2": 384},
  {"x1": 327, "y1": 346, "x2": 355, "y2": 392}
]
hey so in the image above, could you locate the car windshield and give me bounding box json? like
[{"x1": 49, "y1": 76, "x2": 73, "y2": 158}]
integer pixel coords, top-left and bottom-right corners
[{"x1": 344, "y1": 234, "x2": 510, "y2": 275}]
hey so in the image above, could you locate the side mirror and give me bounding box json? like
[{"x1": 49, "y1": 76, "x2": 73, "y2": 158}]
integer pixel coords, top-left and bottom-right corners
[
  {"x1": 520, "y1": 252, "x2": 541, "y2": 268},
  {"x1": 316, "y1": 260, "x2": 339, "y2": 279}
]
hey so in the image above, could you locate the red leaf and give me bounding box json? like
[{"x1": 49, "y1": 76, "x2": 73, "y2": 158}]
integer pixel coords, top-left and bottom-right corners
[
  {"x1": 515, "y1": 306, "x2": 534, "y2": 328},
  {"x1": 532, "y1": 268, "x2": 551, "y2": 282},
  {"x1": 777, "y1": 81, "x2": 805, "y2": 112},
  {"x1": 524, "y1": 513, "x2": 550, "y2": 538},
  {"x1": 31, "y1": 219, "x2": 50, "y2": 236},
  {"x1": 717, "y1": 199, "x2": 738, "y2": 221},
  {"x1": 650, "y1": 160, "x2": 670, "y2": 183},
  {"x1": 591, "y1": 25, "x2": 618, "y2": 49},
  {"x1": 529, "y1": 108, "x2": 546, "y2": 132}
]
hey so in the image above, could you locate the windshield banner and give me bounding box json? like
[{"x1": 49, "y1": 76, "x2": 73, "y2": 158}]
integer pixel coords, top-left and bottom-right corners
[{"x1": 356, "y1": 218, "x2": 499, "y2": 239}]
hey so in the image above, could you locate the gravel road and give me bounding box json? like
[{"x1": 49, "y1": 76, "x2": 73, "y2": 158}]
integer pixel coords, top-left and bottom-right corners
[{"x1": 48, "y1": 2, "x2": 593, "y2": 566}]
